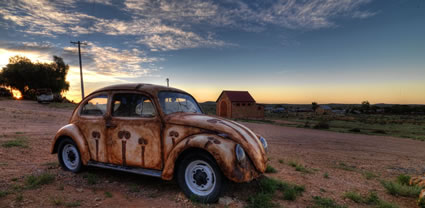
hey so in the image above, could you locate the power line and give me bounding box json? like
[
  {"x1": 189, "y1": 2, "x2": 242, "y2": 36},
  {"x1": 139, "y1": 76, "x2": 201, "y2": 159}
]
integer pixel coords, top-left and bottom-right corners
[{"x1": 70, "y1": 41, "x2": 87, "y2": 100}]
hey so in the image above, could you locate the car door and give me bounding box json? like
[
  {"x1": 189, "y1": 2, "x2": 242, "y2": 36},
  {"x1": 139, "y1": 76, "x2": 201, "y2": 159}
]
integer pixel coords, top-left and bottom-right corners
[
  {"x1": 106, "y1": 92, "x2": 162, "y2": 170},
  {"x1": 77, "y1": 93, "x2": 109, "y2": 163}
]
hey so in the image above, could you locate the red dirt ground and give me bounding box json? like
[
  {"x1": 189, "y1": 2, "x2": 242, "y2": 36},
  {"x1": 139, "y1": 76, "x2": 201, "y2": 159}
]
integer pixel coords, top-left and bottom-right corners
[{"x1": 1, "y1": 99, "x2": 424, "y2": 207}]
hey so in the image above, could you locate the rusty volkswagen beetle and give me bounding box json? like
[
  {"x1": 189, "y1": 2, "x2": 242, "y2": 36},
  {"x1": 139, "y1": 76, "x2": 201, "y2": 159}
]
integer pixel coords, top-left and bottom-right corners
[{"x1": 51, "y1": 84, "x2": 268, "y2": 202}]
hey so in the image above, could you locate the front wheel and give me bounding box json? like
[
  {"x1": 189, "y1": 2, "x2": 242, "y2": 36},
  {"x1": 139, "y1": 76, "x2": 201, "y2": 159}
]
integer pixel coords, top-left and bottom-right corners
[
  {"x1": 177, "y1": 152, "x2": 224, "y2": 203},
  {"x1": 58, "y1": 138, "x2": 83, "y2": 173}
]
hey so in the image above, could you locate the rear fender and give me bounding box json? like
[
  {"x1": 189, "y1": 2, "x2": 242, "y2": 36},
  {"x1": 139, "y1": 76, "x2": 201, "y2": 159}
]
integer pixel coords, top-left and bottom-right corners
[{"x1": 51, "y1": 124, "x2": 90, "y2": 165}]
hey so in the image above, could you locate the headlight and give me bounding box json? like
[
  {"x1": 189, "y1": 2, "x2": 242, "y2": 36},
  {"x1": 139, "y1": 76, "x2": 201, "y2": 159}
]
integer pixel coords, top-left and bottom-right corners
[
  {"x1": 260, "y1": 137, "x2": 268, "y2": 152},
  {"x1": 235, "y1": 144, "x2": 246, "y2": 162}
]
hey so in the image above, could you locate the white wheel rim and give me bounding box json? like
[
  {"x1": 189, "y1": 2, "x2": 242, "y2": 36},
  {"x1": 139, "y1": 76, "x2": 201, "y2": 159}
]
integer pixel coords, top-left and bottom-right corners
[
  {"x1": 184, "y1": 160, "x2": 216, "y2": 196},
  {"x1": 62, "y1": 144, "x2": 79, "y2": 170}
]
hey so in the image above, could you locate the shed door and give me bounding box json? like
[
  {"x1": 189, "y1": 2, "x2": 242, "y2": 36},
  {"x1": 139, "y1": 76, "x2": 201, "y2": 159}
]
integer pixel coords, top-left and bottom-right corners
[{"x1": 220, "y1": 100, "x2": 228, "y2": 117}]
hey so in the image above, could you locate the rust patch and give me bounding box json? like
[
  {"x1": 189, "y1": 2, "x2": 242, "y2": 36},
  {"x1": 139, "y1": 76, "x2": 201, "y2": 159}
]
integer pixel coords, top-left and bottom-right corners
[
  {"x1": 185, "y1": 137, "x2": 192, "y2": 146},
  {"x1": 169, "y1": 131, "x2": 179, "y2": 137},
  {"x1": 118, "y1": 130, "x2": 131, "y2": 166},
  {"x1": 138, "y1": 137, "x2": 148, "y2": 166},
  {"x1": 141, "y1": 146, "x2": 145, "y2": 166},
  {"x1": 91, "y1": 131, "x2": 101, "y2": 160},
  {"x1": 204, "y1": 141, "x2": 212, "y2": 149},
  {"x1": 207, "y1": 119, "x2": 221, "y2": 124}
]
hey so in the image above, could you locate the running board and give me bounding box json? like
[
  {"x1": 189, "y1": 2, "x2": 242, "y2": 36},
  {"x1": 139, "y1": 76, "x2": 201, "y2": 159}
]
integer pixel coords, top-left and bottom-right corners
[{"x1": 87, "y1": 161, "x2": 162, "y2": 178}]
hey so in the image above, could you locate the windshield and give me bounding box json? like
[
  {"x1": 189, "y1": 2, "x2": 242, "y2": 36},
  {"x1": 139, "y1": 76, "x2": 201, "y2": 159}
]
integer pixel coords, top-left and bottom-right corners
[{"x1": 158, "y1": 91, "x2": 202, "y2": 115}]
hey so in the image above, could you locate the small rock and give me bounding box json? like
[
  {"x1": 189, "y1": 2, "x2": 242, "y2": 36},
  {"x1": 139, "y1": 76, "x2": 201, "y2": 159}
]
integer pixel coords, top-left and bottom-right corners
[
  {"x1": 218, "y1": 196, "x2": 234, "y2": 206},
  {"x1": 76, "y1": 188, "x2": 83, "y2": 193},
  {"x1": 95, "y1": 197, "x2": 102, "y2": 201}
]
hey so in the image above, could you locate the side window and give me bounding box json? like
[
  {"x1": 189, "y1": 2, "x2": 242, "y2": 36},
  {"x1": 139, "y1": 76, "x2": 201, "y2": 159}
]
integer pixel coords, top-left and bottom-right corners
[
  {"x1": 81, "y1": 94, "x2": 108, "y2": 116},
  {"x1": 112, "y1": 93, "x2": 156, "y2": 118}
]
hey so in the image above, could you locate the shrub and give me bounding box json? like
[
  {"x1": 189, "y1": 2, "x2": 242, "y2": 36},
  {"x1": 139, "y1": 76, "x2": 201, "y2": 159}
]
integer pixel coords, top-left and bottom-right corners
[
  {"x1": 25, "y1": 173, "x2": 55, "y2": 189},
  {"x1": 323, "y1": 172, "x2": 329, "y2": 179},
  {"x1": 363, "y1": 171, "x2": 378, "y2": 180},
  {"x1": 418, "y1": 197, "x2": 425, "y2": 208},
  {"x1": 341, "y1": 190, "x2": 399, "y2": 208},
  {"x1": 104, "y1": 191, "x2": 113, "y2": 198},
  {"x1": 0, "y1": 190, "x2": 10, "y2": 198},
  {"x1": 349, "y1": 128, "x2": 361, "y2": 132},
  {"x1": 51, "y1": 196, "x2": 64, "y2": 206},
  {"x1": 314, "y1": 120, "x2": 330, "y2": 129},
  {"x1": 65, "y1": 201, "x2": 81, "y2": 207},
  {"x1": 343, "y1": 191, "x2": 362, "y2": 203},
  {"x1": 396, "y1": 174, "x2": 410, "y2": 185},
  {"x1": 365, "y1": 191, "x2": 380, "y2": 205},
  {"x1": 247, "y1": 177, "x2": 305, "y2": 207},
  {"x1": 265, "y1": 165, "x2": 277, "y2": 173},
  {"x1": 246, "y1": 192, "x2": 278, "y2": 208},
  {"x1": 311, "y1": 196, "x2": 347, "y2": 208},
  {"x1": 288, "y1": 161, "x2": 312, "y2": 173},
  {"x1": 336, "y1": 162, "x2": 356, "y2": 171},
  {"x1": 83, "y1": 173, "x2": 98, "y2": 185},
  {"x1": 1, "y1": 136, "x2": 28, "y2": 148},
  {"x1": 381, "y1": 180, "x2": 421, "y2": 197},
  {"x1": 376, "y1": 200, "x2": 399, "y2": 208},
  {"x1": 373, "y1": 130, "x2": 387, "y2": 134}
]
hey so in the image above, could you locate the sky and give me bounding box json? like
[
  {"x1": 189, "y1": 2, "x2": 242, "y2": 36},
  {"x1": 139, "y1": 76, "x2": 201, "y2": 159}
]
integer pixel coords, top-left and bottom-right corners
[{"x1": 0, "y1": 0, "x2": 424, "y2": 104}]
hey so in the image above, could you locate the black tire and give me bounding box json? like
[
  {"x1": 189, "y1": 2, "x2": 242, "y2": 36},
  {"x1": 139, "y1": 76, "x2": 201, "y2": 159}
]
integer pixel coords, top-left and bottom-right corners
[
  {"x1": 58, "y1": 138, "x2": 83, "y2": 173},
  {"x1": 177, "y1": 151, "x2": 224, "y2": 203}
]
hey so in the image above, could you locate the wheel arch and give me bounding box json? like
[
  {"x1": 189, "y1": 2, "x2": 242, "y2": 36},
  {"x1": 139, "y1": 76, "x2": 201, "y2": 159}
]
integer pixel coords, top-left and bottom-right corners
[
  {"x1": 161, "y1": 134, "x2": 259, "y2": 183},
  {"x1": 51, "y1": 124, "x2": 91, "y2": 165}
]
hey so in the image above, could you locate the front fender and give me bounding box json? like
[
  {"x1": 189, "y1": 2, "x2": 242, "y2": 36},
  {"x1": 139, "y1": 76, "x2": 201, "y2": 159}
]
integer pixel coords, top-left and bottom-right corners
[
  {"x1": 161, "y1": 134, "x2": 261, "y2": 183},
  {"x1": 51, "y1": 124, "x2": 90, "y2": 165}
]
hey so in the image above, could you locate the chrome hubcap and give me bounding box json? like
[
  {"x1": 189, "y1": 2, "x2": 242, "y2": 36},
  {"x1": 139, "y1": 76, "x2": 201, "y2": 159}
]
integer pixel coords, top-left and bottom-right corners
[{"x1": 185, "y1": 160, "x2": 216, "y2": 196}]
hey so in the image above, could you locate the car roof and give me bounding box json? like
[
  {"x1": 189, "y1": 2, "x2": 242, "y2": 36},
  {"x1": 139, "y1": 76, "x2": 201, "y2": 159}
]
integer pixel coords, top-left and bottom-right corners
[{"x1": 89, "y1": 83, "x2": 188, "y2": 97}]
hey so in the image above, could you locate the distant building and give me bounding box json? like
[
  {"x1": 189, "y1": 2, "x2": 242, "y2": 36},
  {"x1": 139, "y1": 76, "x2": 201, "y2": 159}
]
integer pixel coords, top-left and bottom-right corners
[
  {"x1": 216, "y1": 90, "x2": 264, "y2": 119},
  {"x1": 315, "y1": 105, "x2": 333, "y2": 115}
]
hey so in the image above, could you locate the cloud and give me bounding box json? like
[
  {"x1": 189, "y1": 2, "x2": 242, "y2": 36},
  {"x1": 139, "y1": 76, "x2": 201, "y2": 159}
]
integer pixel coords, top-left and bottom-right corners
[
  {"x1": 62, "y1": 42, "x2": 160, "y2": 76},
  {"x1": 0, "y1": 41, "x2": 159, "y2": 77},
  {"x1": 0, "y1": 0, "x2": 98, "y2": 37},
  {"x1": 258, "y1": 0, "x2": 376, "y2": 29},
  {"x1": 123, "y1": 0, "x2": 376, "y2": 31},
  {"x1": 0, "y1": 0, "x2": 376, "y2": 51},
  {"x1": 124, "y1": 0, "x2": 219, "y2": 23}
]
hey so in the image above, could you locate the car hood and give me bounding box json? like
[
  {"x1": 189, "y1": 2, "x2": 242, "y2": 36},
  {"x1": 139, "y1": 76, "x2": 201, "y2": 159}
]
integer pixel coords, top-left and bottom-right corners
[{"x1": 164, "y1": 113, "x2": 267, "y2": 172}]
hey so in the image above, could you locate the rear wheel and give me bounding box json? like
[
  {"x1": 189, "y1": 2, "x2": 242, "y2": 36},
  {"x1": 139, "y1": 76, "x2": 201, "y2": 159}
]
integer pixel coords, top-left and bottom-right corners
[
  {"x1": 177, "y1": 151, "x2": 223, "y2": 203},
  {"x1": 58, "y1": 138, "x2": 83, "y2": 173}
]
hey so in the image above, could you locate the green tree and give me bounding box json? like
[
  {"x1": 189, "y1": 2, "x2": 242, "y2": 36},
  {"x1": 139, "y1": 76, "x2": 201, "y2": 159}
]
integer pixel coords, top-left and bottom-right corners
[{"x1": 0, "y1": 55, "x2": 70, "y2": 98}]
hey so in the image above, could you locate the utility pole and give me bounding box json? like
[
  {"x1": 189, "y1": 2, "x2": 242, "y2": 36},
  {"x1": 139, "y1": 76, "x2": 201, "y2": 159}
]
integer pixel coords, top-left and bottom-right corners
[
  {"x1": 166, "y1": 78, "x2": 169, "y2": 87},
  {"x1": 70, "y1": 41, "x2": 87, "y2": 100}
]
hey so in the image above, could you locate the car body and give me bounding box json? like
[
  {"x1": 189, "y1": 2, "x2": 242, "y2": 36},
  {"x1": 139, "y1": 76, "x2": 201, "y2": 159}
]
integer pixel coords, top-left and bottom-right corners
[
  {"x1": 51, "y1": 83, "x2": 268, "y2": 202},
  {"x1": 36, "y1": 88, "x2": 54, "y2": 103}
]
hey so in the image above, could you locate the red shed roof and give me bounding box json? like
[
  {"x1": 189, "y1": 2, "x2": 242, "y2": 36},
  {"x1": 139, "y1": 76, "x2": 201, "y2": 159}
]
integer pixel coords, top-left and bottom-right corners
[{"x1": 216, "y1": 90, "x2": 256, "y2": 102}]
